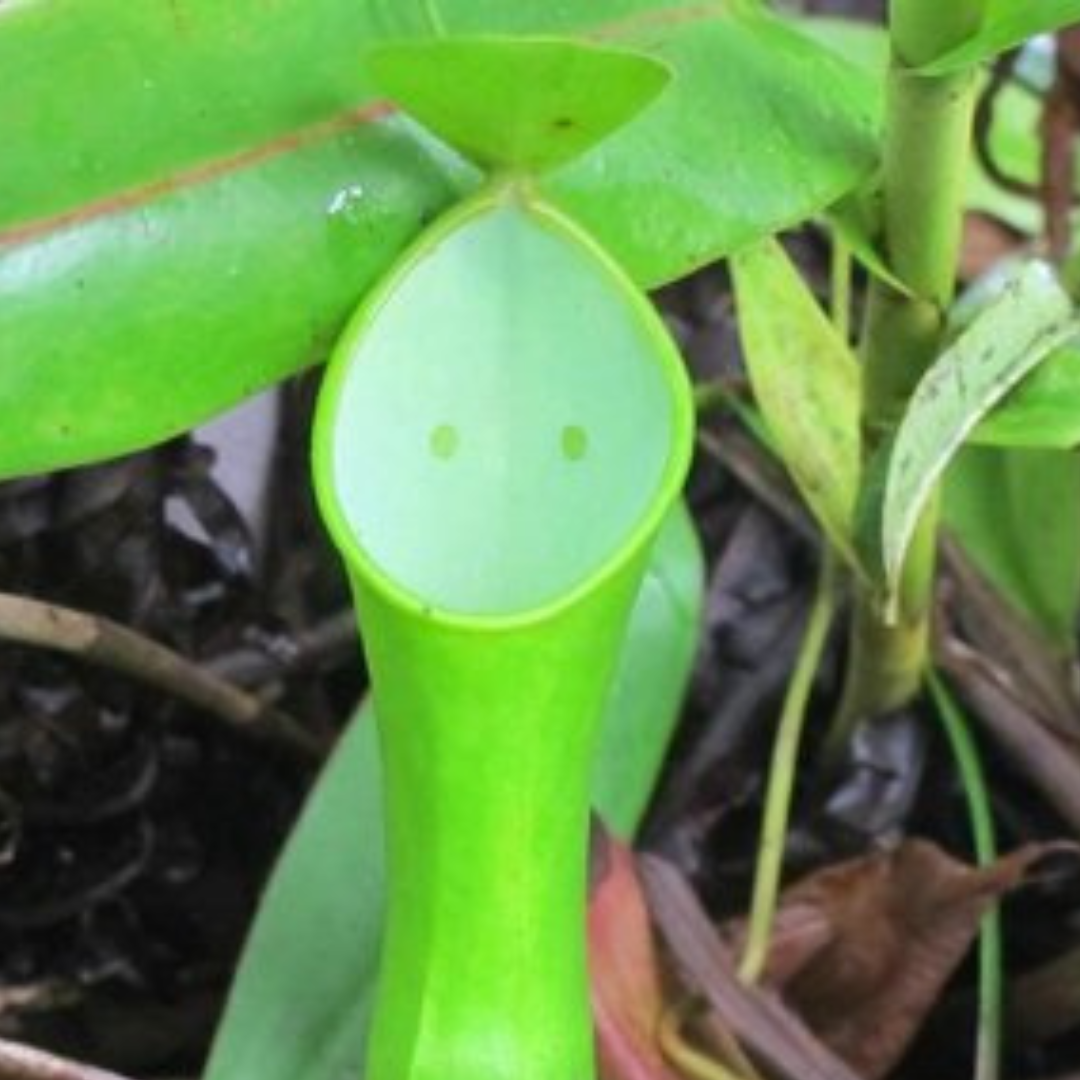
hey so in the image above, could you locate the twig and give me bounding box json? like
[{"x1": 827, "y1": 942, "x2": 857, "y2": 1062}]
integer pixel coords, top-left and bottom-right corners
[
  {"x1": 639, "y1": 855, "x2": 865, "y2": 1080},
  {"x1": 1042, "y1": 27, "x2": 1080, "y2": 262},
  {"x1": 0, "y1": 1038, "x2": 134, "y2": 1080},
  {"x1": 941, "y1": 540, "x2": 1079, "y2": 737},
  {"x1": 0, "y1": 592, "x2": 324, "y2": 761},
  {"x1": 206, "y1": 609, "x2": 357, "y2": 687},
  {"x1": 973, "y1": 53, "x2": 1041, "y2": 201},
  {"x1": 696, "y1": 426, "x2": 815, "y2": 544},
  {"x1": 0, "y1": 983, "x2": 79, "y2": 1016},
  {"x1": 935, "y1": 633, "x2": 1080, "y2": 832},
  {"x1": 658, "y1": 1002, "x2": 749, "y2": 1080}
]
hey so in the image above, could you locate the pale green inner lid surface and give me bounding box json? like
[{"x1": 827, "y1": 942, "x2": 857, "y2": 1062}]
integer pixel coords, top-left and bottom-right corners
[{"x1": 330, "y1": 203, "x2": 678, "y2": 616}]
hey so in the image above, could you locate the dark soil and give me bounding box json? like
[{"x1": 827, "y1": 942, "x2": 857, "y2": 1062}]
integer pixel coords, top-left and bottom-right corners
[{"x1": 0, "y1": 387, "x2": 362, "y2": 1073}]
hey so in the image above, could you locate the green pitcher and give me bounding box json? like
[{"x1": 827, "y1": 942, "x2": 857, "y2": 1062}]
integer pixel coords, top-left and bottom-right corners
[{"x1": 313, "y1": 38, "x2": 693, "y2": 1080}]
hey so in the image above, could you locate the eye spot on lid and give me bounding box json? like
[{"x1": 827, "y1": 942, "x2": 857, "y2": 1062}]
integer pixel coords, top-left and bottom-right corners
[
  {"x1": 561, "y1": 425, "x2": 588, "y2": 462},
  {"x1": 429, "y1": 424, "x2": 459, "y2": 460}
]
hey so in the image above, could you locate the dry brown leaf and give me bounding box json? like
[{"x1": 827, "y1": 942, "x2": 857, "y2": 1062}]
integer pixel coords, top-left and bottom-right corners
[
  {"x1": 762, "y1": 839, "x2": 1055, "y2": 1079},
  {"x1": 589, "y1": 825, "x2": 684, "y2": 1080}
]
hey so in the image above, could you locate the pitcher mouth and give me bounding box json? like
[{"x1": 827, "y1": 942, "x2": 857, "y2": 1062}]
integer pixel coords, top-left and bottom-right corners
[{"x1": 313, "y1": 187, "x2": 694, "y2": 630}]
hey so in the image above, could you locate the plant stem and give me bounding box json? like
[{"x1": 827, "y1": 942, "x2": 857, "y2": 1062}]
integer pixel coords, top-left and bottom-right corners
[
  {"x1": 0, "y1": 591, "x2": 322, "y2": 760},
  {"x1": 830, "y1": 236, "x2": 852, "y2": 345},
  {"x1": 658, "y1": 1006, "x2": 751, "y2": 1080},
  {"x1": 928, "y1": 672, "x2": 1002, "y2": 1080},
  {"x1": 836, "y1": 0, "x2": 984, "y2": 735},
  {"x1": 0, "y1": 1038, "x2": 134, "y2": 1080},
  {"x1": 890, "y1": 0, "x2": 984, "y2": 68},
  {"x1": 739, "y1": 555, "x2": 836, "y2": 985}
]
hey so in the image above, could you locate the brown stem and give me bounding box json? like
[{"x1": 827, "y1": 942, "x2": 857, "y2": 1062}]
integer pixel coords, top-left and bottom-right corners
[
  {"x1": 1042, "y1": 27, "x2": 1080, "y2": 262},
  {"x1": 974, "y1": 54, "x2": 1041, "y2": 200},
  {"x1": 0, "y1": 592, "x2": 324, "y2": 760},
  {"x1": 0, "y1": 1039, "x2": 133, "y2": 1080}
]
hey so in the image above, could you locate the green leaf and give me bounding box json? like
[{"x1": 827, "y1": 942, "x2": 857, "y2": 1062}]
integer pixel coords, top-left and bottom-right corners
[
  {"x1": 204, "y1": 503, "x2": 704, "y2": 1080},
  {"x1": 792, "y1": 16, "x2": 1063, "y2": 237},
  {"x1": 369, "y1": 37, "x2": 670, "y2": 173},
  {"x1": 879, "y1": 261, "x2": 1078, "y2": 591},
  {"x1": 956, "y1": 262, "x2": 1080, "y2": 448},
  {"x1": 972, "y1": 340, "x2": 1080, "y2": 448},
  {"x1": 922, "y1": 0, "x2": 1080, "y2": 75},
  {"x1": 945, "y1": 445, "x2": 1080, "y2": 649},
  {"x1": 547, "y1": 5, "x2": 880, "y2": 282},
  {"x1": 730, "y1": 237, "x2": 862, "y2": 564},
  {"x1": 0, "y1": 0, "x2": 877, "y2": 478},
  {"x1": 791, "y1": 14, "x2": 889, "y2": 78},
  {"x1": 204, "y1": 710, "x2": 385, "y2": 1080},
  {"x1": 785, "y1": 18, "x2": 909, "y2": 292},
  {"x1": 827, "y1": 190, "x2": 912, "y2": 295},
  {"x1": 0, "y1": 124, "x2": 468, "y2": 479},
  {"x1": 589, "y1": 500, "x2": 704, "y2": 833}
]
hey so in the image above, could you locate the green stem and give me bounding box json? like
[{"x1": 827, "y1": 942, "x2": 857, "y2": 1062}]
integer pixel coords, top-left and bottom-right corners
[
  {"x1": 836, "y1": 0, "x2": 984, "y2": 735},
  {"x1": 739, "y1": 556, "x2": 837, "y2": 985},
  {"x1": 927, "y1": 672, "x2": 1002, "y2": 1080},
  {"x1": 830, "y1": 236, "x2": 852, "y2": 345}
]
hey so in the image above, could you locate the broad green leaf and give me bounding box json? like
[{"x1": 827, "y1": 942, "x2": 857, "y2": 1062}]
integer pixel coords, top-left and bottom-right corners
[
  {"x1": 972, "y1": 341, "x2": 1080, "y2": 448},
  {"x1": 922, "y1": 0, "x2": 1080, "y2": 76},
  {"x1": 546, "y1": 6, "x2": 881, "y2": 281},
  {"x1": 0, "y1": 123, "x2": 468, "y2": 479},
  {"x1": 204, "y1": 504, "x2": 704, "y2": 1080},
  {"x1": 369, "y1": 37, "x2": 670, "y2": 173},
  {"x1": 793, "y1": 15, "x2": 889, "y2": 77},
  {"x1": 793, "y1": 16, "x2": 1057, "y2": 236},
  {"x1": 730, "y1": 237, "x2": 862, "y2": 564},
  {"x1": 589, "y1": 500, "x2": 703, "y2": 831},
  {"x1": 0, "y1": 0, "x2": 877, "y2": 479},
  {"x1": 788, "y1": 18, "x2": 906, "y2": 291},
  {"x1": 946, "y1": 445, "x2": 1080, "y2": 649},
  {"x1": 204, "y1": 709, "x2": 385, "y2": 1080},
  {"x1": 879, "y1": 262, "x2": 1078, "y2": 591}
]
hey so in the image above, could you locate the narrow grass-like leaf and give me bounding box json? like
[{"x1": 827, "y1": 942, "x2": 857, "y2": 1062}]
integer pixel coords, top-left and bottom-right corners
[
  {"x1": 945, "y1": 446, "x2": 1080, "y2": 650},
  {"x1": 205, "y1": 506, "x2": 703, "y2": 1080},
  {"x1": 731, "y1": 237, "x2": 861, "y2": 565},
  {"x1": 880, "y1": 261, "x2": 1078, "y2": 592},
  {"x1": 927, "y1": 672, "x2": 1002, "y2": 1080},
  {"x1": 369, "y1": 37, "x2": 670, "y2": 174},
  {"x1": 922, "y1": 0, "x2": 1080, "y2": 75},
  {"x1": 741, "y1": 556, "x2": 837, "y2": 985},
  {"x1": 827, "y1": 191, "x2": 913, "y2": 295}
]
